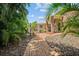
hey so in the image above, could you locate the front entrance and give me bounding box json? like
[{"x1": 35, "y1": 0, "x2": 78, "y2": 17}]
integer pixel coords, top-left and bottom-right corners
[{"x1": 48, "y1": 24, "x2": 51, "y2": 32}]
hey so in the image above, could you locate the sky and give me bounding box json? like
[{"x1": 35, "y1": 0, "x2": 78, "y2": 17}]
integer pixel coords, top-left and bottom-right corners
[{"x1": 27, "y1": 3, "x2": 50, "y2": 23}]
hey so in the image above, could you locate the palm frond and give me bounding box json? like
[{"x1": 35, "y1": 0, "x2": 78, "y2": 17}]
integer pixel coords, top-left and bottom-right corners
[{"x1": 63, "y1": 14, "x2": 79, "y2": 36}]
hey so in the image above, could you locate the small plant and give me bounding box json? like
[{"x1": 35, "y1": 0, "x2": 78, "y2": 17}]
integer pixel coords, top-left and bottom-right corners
[{"x1": 40, "y1": 29, "x2": 46, "y2": 33}]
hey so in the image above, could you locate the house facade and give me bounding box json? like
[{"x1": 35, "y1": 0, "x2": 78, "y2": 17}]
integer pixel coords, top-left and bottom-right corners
[
  {"x1": 35, "y1": 16, "x2": 63, "y2": 33},
  {"x1": 35, "y1": 11, "x2": 78, "y2": 33}
]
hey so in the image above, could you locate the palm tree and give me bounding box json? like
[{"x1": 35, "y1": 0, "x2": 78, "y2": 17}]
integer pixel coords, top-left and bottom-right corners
[
  {"x1": 46, "y1": 3, "x2": 79, "y2": 18},
  {"x1": 0, "y1": 3, "x2": 29, "y2": 46},
  {"x1": 31, "y1": 21, "x2": 37, "y2": 35},
  {"x1": 46, "y1": 3, "x2": 79, "y2": 33},
  {"x1": 62, "y1": 14, "x2": 79, "y2": 36}
]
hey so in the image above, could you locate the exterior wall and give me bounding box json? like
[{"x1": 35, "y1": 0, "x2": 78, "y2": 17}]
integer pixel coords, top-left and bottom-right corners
[
  {"x1": 50, "y1": 16, "x2": 60, "y2": 33},
  {"x1": 35, "y1": 23, "x2": 47, "y2": 33},
  {"x1": 51, "y1": 16, "x2": 55, "y2": 33},
  {"x1": 50, "y1": 16, "x2": 63, "y2": 33},
  {"x1": 50, "y1": 11, "x2": 78, "y2": 33}
]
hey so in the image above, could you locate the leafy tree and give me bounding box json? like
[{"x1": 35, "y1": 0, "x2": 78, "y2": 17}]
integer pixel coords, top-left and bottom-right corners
[{"x1": 31, "y1": 21, "x2": 37, "y2": 34}]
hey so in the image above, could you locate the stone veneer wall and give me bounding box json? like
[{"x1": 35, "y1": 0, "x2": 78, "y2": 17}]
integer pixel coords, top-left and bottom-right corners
[
  {"x1": 62, "y1": 11, "x2": 79, "y2": 23},
  {"x1": 50, "y1": 11, "x2": 79, "y2": 33}
]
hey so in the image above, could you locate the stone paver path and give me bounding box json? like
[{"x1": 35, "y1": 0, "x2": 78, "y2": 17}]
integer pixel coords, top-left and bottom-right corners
[
  {"x1": 24, "y1": 32, "x2": 55, "y2": 56},
  {"x1": 24, "y1": 33, "x2": 79, "y2": 56},
  {"x1": 35, "y1": 32, "x2": 53, "y2": 40}
]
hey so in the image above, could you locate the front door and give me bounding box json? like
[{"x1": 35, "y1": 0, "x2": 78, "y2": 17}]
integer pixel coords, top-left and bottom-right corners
[{"x1": 48, "y1": 24, "x2": 51, "y2": 32}]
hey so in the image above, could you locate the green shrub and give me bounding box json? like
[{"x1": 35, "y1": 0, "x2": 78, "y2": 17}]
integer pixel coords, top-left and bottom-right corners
[
  {"x1": 40, "y1": 29, "x2": 46, "y2": 33},
  {"x1": 10, "y1": 33, "x2": 21, "y2": 44}
]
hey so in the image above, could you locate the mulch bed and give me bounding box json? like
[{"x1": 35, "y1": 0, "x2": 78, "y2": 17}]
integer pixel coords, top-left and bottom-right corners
[{"x1": 0, "y1": 34, "x2": 33, "y2": 56}]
